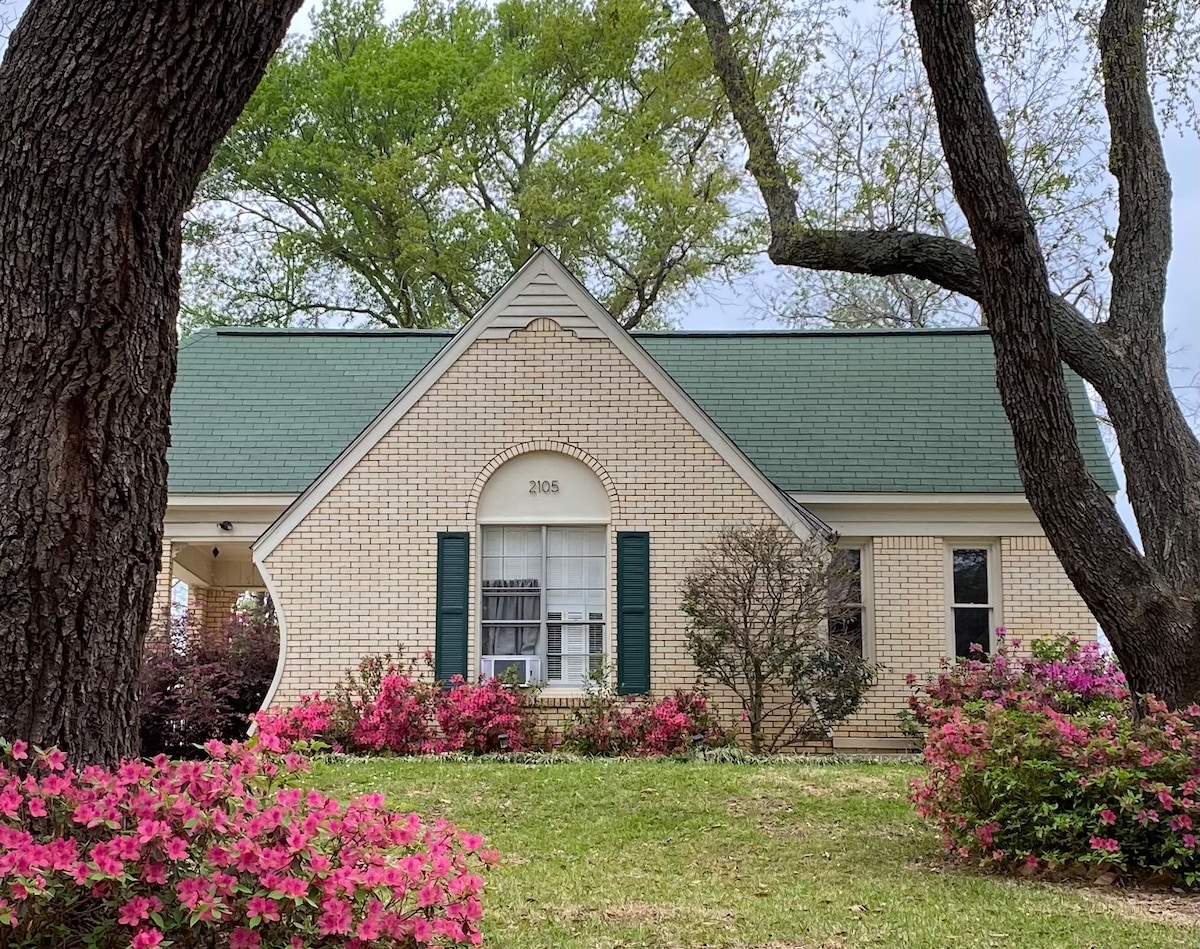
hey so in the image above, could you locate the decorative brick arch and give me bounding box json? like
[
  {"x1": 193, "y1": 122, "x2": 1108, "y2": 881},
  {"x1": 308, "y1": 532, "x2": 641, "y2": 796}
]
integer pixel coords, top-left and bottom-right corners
[
  {"x1": 506, "y1": 317, "x2": 576, "y2": 338},
  {"x1": 468, "y1": 441, "x2": 621, "y2": 520}
]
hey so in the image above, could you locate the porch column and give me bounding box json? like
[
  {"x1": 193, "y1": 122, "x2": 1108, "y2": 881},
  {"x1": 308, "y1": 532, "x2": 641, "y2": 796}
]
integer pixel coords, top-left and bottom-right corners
[
  {"x1": 153, "y1": 538, "x2": 175, "y2": 630},
  {"x1": 192, "y1": 586, "x2": 240, "y2": 636}
]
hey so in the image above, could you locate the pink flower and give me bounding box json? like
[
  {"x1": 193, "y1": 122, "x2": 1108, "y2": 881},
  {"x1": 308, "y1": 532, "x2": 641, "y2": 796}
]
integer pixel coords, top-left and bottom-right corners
[
  {"x1": 246, "y1": 895, "x2": 281, "y2": 923},
  {"x1": 118, "y1": 896, "x2": 154, "y2": 926},
  {"x1": 230, "y1": 928, "x2": 261, "y2": 949},
  {"x1": 459, "y1": 833, "x2": 483, "y2": 852},
  {"x1": 9, "y1": 740, "x2": 27, "y2": 760},
  {"x1": 1088, "y1": 836, "x2": 1120, "y2": 854},
  {"x1": 1098, "y1": 809, "x2": 1117, "y2": 825},
  {"x1": 131, "y1": 929, "x2": 164, "y2": 949},
  {"x1": 39, "y1": 748, "x2": 67, "y2": 771}
]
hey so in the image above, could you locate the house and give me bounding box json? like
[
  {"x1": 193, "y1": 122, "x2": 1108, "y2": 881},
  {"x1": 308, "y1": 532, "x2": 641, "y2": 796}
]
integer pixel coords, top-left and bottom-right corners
[{"x1": 160, "y1": 250, "x2": 1115, "y2": 749}]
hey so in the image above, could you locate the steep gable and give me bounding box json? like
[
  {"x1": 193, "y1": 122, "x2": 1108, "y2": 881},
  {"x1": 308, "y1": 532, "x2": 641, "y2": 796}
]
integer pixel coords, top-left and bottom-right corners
[{"x1": 253, "y1": 250, "x2": 822, "y2": 559}]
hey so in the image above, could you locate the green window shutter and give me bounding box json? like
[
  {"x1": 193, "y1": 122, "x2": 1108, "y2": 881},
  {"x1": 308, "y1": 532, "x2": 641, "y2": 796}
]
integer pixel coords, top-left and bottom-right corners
[
  {"x1": 435, "y1": 532, "x2": 470, "y2": 684},
  {"x1": 616, "y1": 531, "x2": 651, "y2": 695}
]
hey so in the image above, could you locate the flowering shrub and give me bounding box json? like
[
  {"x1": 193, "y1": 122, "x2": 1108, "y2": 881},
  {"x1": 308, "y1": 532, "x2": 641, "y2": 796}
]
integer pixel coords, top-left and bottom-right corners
[
  {"x1": 564, "y1": 685, "x2": 731, "y2": 757},
  {"x1": 0, "y1": 737, "x2": 496, "y2": 947},
  {"x1": 907, "y1": 633, "x2": 1127, "y2": 718},
  {"x1": 354, "y1": 673, "x2": 440, "y2": 755},
  {"x1": 255, "y1": 656, "x2": 542, "y2": 756},
  {"x1": 435, "y1": 677, "x2": 539, "y2": 754},
  {"x1": 140, "y1": 610, "x2": 279, "y2": 758},
  {"x1": 252, "y1": 693, "x2": 340, "y2": 748},
  {"x1": 908, "y1": 634, "x2": 1199, "y2": 886}
]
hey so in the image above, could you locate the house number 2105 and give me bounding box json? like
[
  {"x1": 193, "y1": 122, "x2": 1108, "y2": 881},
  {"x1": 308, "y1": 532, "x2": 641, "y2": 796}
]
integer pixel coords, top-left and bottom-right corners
[{"x1": 529, "y1": 480, "x2": 560, "y2": 494}]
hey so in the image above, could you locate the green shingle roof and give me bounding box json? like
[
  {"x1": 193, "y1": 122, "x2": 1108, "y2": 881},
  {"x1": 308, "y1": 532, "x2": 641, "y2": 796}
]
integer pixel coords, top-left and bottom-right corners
[{"x1": 169, "y1": 327, "x2": 1116, "y2": 496}]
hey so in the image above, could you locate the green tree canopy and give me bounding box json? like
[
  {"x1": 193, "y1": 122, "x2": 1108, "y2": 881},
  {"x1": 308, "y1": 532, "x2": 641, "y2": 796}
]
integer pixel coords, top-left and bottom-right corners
[{"x1": 183, "y1": 0, "x2": 759, "y2": 331}]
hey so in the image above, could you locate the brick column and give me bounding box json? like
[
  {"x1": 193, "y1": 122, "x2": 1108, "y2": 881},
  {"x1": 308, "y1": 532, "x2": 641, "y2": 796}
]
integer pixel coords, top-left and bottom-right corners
[
  {"x1": 153, "y1": 538, "x2": 175, "y2": 630},
  {"x1": 192, "y1": 587, "x2": 239, "y2": 636}
]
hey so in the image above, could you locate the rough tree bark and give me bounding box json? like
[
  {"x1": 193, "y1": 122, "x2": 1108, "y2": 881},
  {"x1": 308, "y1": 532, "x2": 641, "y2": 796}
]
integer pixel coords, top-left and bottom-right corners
[
  {"x1": 686, "y1": 0, "x2": 1200, "y2": 706},
  {"x1": 0, "y1": 0, "x2": 304, "y2": 764}
]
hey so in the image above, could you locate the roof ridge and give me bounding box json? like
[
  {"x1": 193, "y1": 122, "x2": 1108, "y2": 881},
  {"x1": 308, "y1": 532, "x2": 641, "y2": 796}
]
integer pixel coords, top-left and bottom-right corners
[
  {"x1": 210, "y1": 327, "x2": 458, "y2": 337},
  {"x1": 199, "y1": 325, "x2": 990, "y2": 340},
  {"x1": 632, "y1": 327, "x2": 989, "y2": 338}
]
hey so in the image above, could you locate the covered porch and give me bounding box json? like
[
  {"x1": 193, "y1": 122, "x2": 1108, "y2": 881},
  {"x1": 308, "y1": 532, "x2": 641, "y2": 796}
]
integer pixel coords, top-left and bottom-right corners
[{"x1": 156, "y1": 495, "x2": 293, "y2": 632}]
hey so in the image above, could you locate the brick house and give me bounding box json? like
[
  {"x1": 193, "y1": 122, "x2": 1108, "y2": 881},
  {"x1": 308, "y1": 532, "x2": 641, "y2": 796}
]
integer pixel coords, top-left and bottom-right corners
[{"x1": 161, "y1": 249, "x2": 1115, "y2": 749}]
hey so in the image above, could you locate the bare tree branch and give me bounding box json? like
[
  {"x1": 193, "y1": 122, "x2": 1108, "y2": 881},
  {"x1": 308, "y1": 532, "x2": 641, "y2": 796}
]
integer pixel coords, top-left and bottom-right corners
[
  {"x1": 1098, "y1": 0, "x2": 1173, "y2": 342},
  {"x1": 685, "y1": 0, "x2": 1117, "y2": 385}
]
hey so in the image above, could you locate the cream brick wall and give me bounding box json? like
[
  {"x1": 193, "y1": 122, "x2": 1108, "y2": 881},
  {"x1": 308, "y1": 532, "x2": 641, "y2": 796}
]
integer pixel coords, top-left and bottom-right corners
[
  {"x1": 153, "y1": 539, "x2": 174, "y2": 628},
  {"x1": 1001, "y1": 535, "x2": 1095, "y2": 642},
  {"x1": 833, "y1": 533, "x2": 1096, "y2": 747},
  {"x1": 835, "y1": 537, "x2": 945, "y2": 743},
  {"x1": 263, "y1": 318, "x2": 785, "y2": 712},
  {"x1": 262, "y1": 316, "x2": 1098, "y2": 746}
]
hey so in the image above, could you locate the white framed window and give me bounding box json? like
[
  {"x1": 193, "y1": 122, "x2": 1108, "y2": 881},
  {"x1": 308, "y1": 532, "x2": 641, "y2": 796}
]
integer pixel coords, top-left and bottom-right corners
[
  {"x1": 829, "y1": 544, "x2": 873, "y2": 661},
  {"x1": 946, "y1": 543, "x2": 1000, "y2": 658},
  {"x1": 480, "y1": 525, "x2": 606, "y2": 687}
]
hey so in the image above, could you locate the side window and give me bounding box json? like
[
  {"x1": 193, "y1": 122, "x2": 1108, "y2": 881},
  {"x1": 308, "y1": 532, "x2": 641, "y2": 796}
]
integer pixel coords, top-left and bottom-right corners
[
  {"x1": 829, "y1": 546, "x2": 867, "y2": 659},
  {"x1": 949, "y1": 546, "x2": 995, "y2": 658}
]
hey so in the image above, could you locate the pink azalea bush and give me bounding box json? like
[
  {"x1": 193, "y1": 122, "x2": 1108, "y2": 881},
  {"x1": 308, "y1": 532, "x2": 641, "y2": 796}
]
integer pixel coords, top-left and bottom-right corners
[
  {"x1": 564, "y1": 687, "x2": 731, "y2": 757},
  {"x1": 254, "y1": 654, "x2": 731, "y2": 758},
  {"x1": 253, "y1": 693, "x2": 340, "y2": 749},
  {"x1": 435, "y1": 678, "x2": 538, "y2": 755},
  {"x1": 353, "y1": 674, "x2": 441, "y2": 755},
  {"x1": 253, "y1": 657, "x2": 541, "y2": 756},
  {"x1": 908, "y1": 634, "x2": 1199, "y2": 886},
  {"x1": 0, "y1": 736, "x2": 496, "y2": 947},
  {"x1": 907, "y1": 633, "x2": 1128, "y2": 716}
]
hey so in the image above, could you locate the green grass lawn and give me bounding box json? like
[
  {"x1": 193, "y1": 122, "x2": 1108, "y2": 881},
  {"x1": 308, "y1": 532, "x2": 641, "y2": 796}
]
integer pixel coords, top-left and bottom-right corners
[{"x1": 307, "y1": 759, "x2": 1195, "y2": 949}]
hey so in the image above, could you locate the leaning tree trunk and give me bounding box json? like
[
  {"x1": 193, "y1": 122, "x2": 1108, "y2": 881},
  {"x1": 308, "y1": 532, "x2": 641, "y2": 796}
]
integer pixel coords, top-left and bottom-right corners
[
  {"x1": 686, "y1": 0, "x2": 1200, "y2": 707},
  {"x1": 909, "y1": 0, "x2": 1200, "y2": 709},
  {"x1": 0, "y1": 0, "x2": 302, "y2": 764}
]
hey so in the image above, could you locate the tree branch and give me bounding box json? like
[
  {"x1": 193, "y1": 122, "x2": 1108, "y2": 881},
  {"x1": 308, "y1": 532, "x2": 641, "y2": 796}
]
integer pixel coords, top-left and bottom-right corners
[
  {"x1": 1098, "y1": 0, "x2": 1172, "y2": 341},
  {"x1": 908, "y1": 0, "x2": 1185, "y2": 679},
  {"x1": 684, "y1": 0, "x2": 1117, "y2": 387}
]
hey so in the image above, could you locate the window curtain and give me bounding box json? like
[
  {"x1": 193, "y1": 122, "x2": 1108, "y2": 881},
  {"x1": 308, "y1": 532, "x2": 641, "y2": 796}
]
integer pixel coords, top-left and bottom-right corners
[{"x1": 482, "y1": 579, "x2": 540, "y2": 655}]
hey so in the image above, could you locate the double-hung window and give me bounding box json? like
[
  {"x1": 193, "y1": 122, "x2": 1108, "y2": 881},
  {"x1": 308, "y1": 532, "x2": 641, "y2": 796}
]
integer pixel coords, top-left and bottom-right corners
[
  {"x1": 948, "y1": 545, "x2": 997, "y2": 658},
  {"x1": 828, "y1": 547, "x2": 868, "y2": 659},
  {"x1": 481, "y1": 525, "x2": 606, "y2": 687}
]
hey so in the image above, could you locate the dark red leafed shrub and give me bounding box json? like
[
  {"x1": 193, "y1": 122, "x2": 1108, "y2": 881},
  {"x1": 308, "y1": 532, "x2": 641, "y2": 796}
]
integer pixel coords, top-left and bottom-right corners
[
  {"x1": 0, "y1": 737, "x2": 496, "y2": 947},
  {"x1": 139, "y1": 611, "x2": 279, "y2": 758},
  {"x1": 908, "y1": 633, "x2": 1200, "y2": 886}
]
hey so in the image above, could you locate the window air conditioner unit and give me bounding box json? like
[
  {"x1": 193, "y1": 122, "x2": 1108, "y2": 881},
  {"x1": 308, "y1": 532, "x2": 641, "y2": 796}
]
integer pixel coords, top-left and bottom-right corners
[{"x1": 481, "y1": 655, "x2": 542, "y2": 686}]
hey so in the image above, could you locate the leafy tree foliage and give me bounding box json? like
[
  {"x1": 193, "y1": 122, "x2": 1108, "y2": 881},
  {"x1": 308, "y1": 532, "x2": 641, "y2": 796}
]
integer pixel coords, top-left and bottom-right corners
[{"x1": 184, "y1": 0, "x2": 759, "y2": 331}]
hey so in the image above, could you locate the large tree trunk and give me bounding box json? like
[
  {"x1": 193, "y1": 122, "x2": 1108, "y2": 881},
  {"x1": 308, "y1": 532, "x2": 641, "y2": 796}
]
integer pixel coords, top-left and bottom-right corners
[
  {"x1": 687, "y1": 0, "x2": 1200, "y2": 707},
  {"x1": 0, "y1": 0, "x2": 302, "y2": 764},
  {"x1": 908, "y1": 0, "x2": 1200, "y2": 709}
]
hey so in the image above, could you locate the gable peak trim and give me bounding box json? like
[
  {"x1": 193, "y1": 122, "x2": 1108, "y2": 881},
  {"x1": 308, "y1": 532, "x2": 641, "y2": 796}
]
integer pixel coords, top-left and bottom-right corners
[{"x1": 253, "y1": 248, "x2": 823, "y2": 559}]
